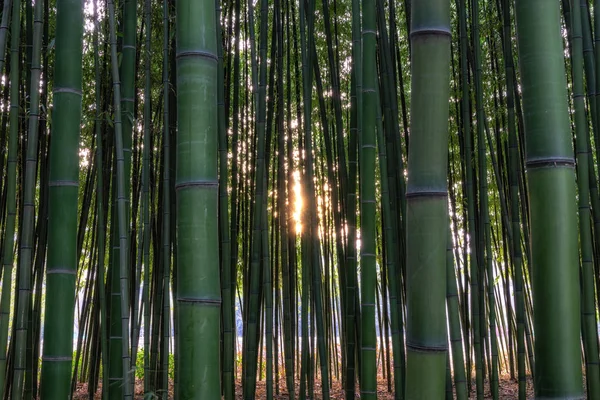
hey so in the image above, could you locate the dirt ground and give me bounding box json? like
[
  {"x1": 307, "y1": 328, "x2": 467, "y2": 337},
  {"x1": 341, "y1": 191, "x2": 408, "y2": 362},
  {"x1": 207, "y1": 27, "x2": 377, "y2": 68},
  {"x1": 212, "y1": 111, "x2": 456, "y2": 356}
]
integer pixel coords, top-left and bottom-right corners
[
  {"x1": 73, "y1": 371, "x2": 535, "y2": 399},
  {"x1": 235, "y1": 372, "x2": 535, "y2": 399}
]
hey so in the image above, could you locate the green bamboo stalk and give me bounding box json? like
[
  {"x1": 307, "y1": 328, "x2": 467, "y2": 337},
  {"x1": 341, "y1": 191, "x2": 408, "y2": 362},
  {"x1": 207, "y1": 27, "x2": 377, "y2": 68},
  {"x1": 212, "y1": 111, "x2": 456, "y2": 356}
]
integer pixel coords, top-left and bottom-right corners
[
  {"x1": 263, "y1": 16, "x2": 278, "y2": 400},
  {"x1": 515, "y1": 0, "x2": 583, "y2": 397},
  {"x1": 26, "y1": 1, "x2": 47, "y2": 398},
  {"x1": 345, "y1": 0, "x2": 361, "y2": 394},
  {"x1": 243, "y1": 0, "x2": 271, "y2": 393},
  {"x1": 107, "y1": 0, "x2": 133, "y2": 396},
  {"x1": 0, "y1": 0, "x2": 16, "y2": 394},
  {"x1": 286, "y1": 0, "x2": 299, "y2": 385},
  {"x1": 108, "y1": 0, "x2": 136, "y2": 391},
  {"x1": 92, "y1": 1, "x2": 108, "y2": 398},
  {"x1": 0, "y1": 81, "x2": 18, "y2": 396},
  {"x1": 405, "y1": 0, "x2": 451, "y2": 398},
  {"x1": 143, "y1": 0, "x2": 152, "y2": 394},
  {"x1": 175, "y1": 0, "x2": 221, "y2": 396},
  {"x1": 276, "y1": 0, "x2": 294, "y2": 395},
  {"x1": 262, "y1": 190, "x2": 274, "y2": 400},
  {"x1": 228, "y1": 0, "x2": 242, "y2": 373},
  {"x1": 149, "y1": 217, "x2": 164, "y2": 391},
  {"x1": 161, "y1": 179, "x2": 171, "y2": 400},
  {"x1": 445, "y1": 222, "x2": 467, "y2": 400},
  {"x1": 159, "y1": 0, "x2": 171, "y2": 398},
  {"x1": 217, "y1": 0, "x2": 234, "y2": 396},
  {"x1": 458, "y1": 0, "x2": 482, "y2": 393},
  {"x1": 17, "y1": 0, "x2": 45, "y2": 396},
  {"x1": 168, "y1": 19, "x2": 179, "y2": 392},
  {"x1": 360, "y1": 0, "x2": 377, "y2": 397},
  {"x1": 7, "y1": 0, "x2": 26, "y2": 396},
  {"x1": 570, "y1": 0, "x2": 600, "y2": 395}
]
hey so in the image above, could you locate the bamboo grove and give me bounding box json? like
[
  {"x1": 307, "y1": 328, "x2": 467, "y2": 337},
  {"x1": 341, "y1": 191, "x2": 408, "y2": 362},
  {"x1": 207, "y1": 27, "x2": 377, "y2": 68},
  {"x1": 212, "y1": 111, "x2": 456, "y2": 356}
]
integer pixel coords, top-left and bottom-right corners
[{"x1": 0, "y1": 0, "x2": 598, "y2": 399}]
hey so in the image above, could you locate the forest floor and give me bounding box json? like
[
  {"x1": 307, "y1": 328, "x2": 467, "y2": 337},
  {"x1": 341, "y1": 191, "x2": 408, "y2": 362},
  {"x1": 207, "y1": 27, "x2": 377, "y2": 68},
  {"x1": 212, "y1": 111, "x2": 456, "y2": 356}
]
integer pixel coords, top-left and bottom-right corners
[
  {"x1": 234, "y1": 372, "x2": 536, "y2": 399},
  {"x1": 73, "y1": 370, "x2": 536, "y2": 399}
]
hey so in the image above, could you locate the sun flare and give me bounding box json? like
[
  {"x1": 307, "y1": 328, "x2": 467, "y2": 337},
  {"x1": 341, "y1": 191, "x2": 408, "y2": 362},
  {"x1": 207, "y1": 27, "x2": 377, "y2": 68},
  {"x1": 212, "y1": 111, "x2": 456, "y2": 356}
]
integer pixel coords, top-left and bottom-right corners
[{"x1": 292, "y1": 170, "x2": 303, "y2": 234}]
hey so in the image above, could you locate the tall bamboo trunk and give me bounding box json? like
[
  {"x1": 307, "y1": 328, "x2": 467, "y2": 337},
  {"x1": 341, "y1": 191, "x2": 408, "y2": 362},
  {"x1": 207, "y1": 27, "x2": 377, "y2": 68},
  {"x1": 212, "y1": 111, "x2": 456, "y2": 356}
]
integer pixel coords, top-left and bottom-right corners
[
  {"x1": 39, "y1": 0, "x2": 84, "y2": 397},
  {"x1": 569, "y1": 0, "x2": 600, "y2": 396},
  {"x1": 175, "y1": 0, "x2": 221, "y2": 397},
  {"x1": 92, "y1": 2, "x2": 108, "y2": 398},
  {"x1": 107, "y1": 0, "x2": 133, "y2": 395},
  {"x1": 360, "y1": 0, "x2": 377, "y2": 397},
  {"x1": 515, "y1": 0, "x2": 583, "y2": 397},
  {"x1": 405, "y1": 1, "x2": 451, "y2": 398}
]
